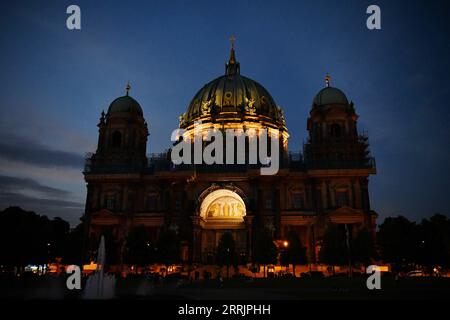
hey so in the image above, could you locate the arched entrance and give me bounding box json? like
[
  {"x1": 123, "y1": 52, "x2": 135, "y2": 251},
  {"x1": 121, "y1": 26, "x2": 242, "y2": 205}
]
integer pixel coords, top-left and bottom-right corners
[{"x1": 198, "y1": 189, "x2": 248, "y2": 264}]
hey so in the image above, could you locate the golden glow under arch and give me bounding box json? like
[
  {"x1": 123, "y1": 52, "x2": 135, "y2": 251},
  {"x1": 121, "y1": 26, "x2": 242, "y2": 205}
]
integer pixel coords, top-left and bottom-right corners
[{"x1": 199, "y1": 189, "x2": 246, "y2": 221}]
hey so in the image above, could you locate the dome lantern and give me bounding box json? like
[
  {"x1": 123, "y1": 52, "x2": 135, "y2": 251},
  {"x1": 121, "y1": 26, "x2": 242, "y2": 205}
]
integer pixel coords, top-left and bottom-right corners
[{"x1": 225, "y1": 35, "x2": 240, "y2": 75}]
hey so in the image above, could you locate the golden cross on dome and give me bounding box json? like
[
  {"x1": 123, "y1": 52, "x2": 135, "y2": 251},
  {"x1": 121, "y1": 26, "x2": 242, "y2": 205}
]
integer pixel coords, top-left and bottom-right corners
[
  {"x1": 325, "y1": 73, "x2": 331, "y2": 87},
  {"x1": 229, "y1": 35, "x2": 236, "y2": 49},
  {"x1": 126, "y1": 82, "x2": 131, "y2": 96}
]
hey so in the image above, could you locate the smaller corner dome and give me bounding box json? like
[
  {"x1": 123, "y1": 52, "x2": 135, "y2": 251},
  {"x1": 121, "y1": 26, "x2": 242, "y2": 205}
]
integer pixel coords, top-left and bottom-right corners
[
  {"x1": 313, "y1": 87, "x2": 349, "y2": 106},
  {"x1": 108, "y1": 95, "x2": 143, "y2": 115}
]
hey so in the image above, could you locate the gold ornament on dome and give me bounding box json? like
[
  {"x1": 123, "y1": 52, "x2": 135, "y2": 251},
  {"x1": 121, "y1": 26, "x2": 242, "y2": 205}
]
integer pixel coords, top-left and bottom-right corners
[
  {"x1": 223, "y1": 91, "x2": 233, "y2": 106},
  {"x1": 260, "y1": 96, "x2": 268, "y2": 105},
  {"x1": 201, "y1": 97, "x2": 213, "y2": 115},
  {"x1": 244, "y1": 97, "x2": 256, "y2": 115},
  {"x1": 179, "y1": 112, "x2": 187, "y2": 126}
]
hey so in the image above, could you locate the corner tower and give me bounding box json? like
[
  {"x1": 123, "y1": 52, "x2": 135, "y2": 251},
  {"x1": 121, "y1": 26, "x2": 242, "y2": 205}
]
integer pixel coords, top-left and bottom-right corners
[
  {"x1": 304, "y1": 75, "x2": 373, "y2": 171},
  {"x1": 89, "y1": 84, "x2": 149, "y2": 171}
]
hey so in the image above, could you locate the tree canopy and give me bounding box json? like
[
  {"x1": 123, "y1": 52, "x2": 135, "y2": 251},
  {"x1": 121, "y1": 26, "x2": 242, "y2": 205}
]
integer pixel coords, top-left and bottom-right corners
[{"x1": 280, "y1": 230, "x2": 307, "y2": 276}]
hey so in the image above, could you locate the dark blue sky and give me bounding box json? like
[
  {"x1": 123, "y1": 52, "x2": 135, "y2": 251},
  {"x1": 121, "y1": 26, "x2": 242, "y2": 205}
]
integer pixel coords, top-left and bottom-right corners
[{"x1": 0, "y1": 0, "x2": 449, "y2": 225}]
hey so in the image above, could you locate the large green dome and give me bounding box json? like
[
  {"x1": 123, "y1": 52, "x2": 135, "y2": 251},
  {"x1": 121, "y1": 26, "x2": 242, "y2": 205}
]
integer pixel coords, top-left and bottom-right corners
[
  {"x1": 108, "y1": 95, "x2": 143, "y2": 115},
  {"x1": 185, "y1": 74, "x2": 280, "y2": 122},
  {"x1": 180, "y1": 47, "x2": 286, "y2": 130}
]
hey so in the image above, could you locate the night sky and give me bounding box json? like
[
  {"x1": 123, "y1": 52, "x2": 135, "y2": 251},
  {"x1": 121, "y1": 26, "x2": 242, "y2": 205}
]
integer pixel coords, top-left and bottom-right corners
[{"x1": 0, "y1": 0, "x2": 449, "y2": 226}]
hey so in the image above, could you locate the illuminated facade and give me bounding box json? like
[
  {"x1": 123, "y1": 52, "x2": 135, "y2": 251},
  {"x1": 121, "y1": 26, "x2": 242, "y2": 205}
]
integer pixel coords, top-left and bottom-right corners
[{"x1": 83, "y1": 45, "x2": 377, "y2": 266}]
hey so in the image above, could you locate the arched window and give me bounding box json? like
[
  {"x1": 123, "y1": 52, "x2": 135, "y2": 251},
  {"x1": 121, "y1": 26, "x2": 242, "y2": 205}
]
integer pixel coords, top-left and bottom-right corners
[
  {"x1": 312, "y1": 123, "x2": 319, "y2": 139},
  {"x1": 291, "y1": 192, "x2": 304, "y2": 209},
  {"x1": 105, "y1": 195, "x2": 116, "y2": 210},
  {"x1": 112, "y1": 131, "x2": 122, "y2": 148},
  {"x1": 336, "y1": 190, "x2": 349, "y2": 207},
  {"x1": 330, "y1": 123, "x2": 342, "y2": 138},
  {"x1": 146, "y1": 193, "x2": 158, "y2": 211}
]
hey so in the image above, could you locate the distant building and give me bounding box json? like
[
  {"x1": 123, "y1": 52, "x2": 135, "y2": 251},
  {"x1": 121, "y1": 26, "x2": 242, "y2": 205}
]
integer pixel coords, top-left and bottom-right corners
[{"x1": 83, "y1": 44, "x2": 376, "y2": 266}]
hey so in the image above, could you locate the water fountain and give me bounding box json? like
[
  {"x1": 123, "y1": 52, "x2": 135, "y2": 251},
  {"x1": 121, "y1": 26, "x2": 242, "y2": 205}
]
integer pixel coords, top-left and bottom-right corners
[{"x1": 83, "y1": 235, "x2": 116, "y2": 299}]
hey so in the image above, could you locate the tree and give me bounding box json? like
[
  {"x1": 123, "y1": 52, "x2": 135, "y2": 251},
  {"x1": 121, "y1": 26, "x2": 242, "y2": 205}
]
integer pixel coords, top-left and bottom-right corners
[
  {"x1": 318, "y1": 223, "x2": 347, "y2": 273},
  {"x1": 0, "y1": 207, "x2": 71, "y2": 270},
  {"x1": 252, "y1": 228, "x2": 277, "y2": 277},
  {"x1": 48, "y1": 217, "x2": 70, "y2": 259},
  {"x1": 377, "y1": 216, "x2": 420, "y2": 268},
  {"x1": 124, "y1": 225, "x2": 155, "y2": 271},
  {"x1": 156, "y1": 229, "x2": 180, "y2": 273},
  {"x1": 352, "y1": 228, "x2": 377, "y2": 265},
  {"x1": 280, "y1": 230, "x2": 306, "y2": 277},
  {"x1": 63, "y1": 222, "x2": 85, "y2": 265},
  {"x1": 216, "y1": 232, "x2": 237, "y2": 278},
  {"x1": 417, "y1": 214, "x2": 450, "y2": 269}
]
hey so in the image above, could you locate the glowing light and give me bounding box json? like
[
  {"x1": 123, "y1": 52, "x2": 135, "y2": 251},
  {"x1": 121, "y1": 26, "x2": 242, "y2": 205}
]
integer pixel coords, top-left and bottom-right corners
[{"x1": 83, "y1": 262, "x2": 98, "y2": 271}]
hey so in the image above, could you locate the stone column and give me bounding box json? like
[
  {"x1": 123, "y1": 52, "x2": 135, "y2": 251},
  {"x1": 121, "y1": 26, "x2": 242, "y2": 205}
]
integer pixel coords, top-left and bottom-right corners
[
  {"x1": 311, "y1": 180, "x2": 321, "y2": 213},
  {"x1": 321, "y1": 180, "x2": 328, "y2": 209},
  {"x1": 326, "y1": 180, "x2": 332, "y2": 208},
  {"x1": 351, "y1": 180, "x2": 356, "y2": 208},
  {"x1": 354, "y1": 179, "x2": 361, "y2": 209},
  {"x1": 121, "y1": 185, "x2": 128, "y2": 212},
  {"x1": 360, "y1": 177, "x2": 372, "y2": 229},
  {"x1": 360, "y1": 178, "x2": 370, "y2": 211}
]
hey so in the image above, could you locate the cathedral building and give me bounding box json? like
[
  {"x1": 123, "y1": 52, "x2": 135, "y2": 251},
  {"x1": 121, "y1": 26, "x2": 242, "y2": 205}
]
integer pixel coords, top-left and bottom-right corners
[{"x1": 83, "y1": 44, "x2": 377, "y2": 267}]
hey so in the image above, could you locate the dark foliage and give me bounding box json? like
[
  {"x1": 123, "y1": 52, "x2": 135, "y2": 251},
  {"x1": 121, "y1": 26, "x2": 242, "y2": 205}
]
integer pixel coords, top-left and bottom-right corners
[
  {"x1": 352, "y1": 228, "x2": 377, "y2": 265},
  {"x1": 216, "y1": 232, "x2": 237, "y2": 278},
  {"x1": 124, "y1": 225, "x2": 156, "y2": 267},
  {"x1": 252, "y1": 228, "x2": 277, "y2": 277},
  {"x1": 318, "y1": 223, "x2": 348, "y2": 267},
  {"x1": 280, "y1": 230, "x2": 307, "y2": 276},
  {"x1": 155, "y1": 229, "x2": 180, "y2": 266},
  {"x1": 0, "y1": 206, "x2": 69, "y2": 267}
]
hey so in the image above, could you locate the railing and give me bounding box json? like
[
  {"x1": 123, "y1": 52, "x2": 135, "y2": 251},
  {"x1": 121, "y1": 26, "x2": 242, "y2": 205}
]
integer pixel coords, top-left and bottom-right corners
[
  {"x1": 306, "y1": 134, "x2": 369, "y2": 144},
  {"x1": 84, "y1": 152, "x2": 375, "y2": 174},
  {"x1": 84, "y1": 162, "x2": 147, "y2": 174},
  {"x1": 305, "y1": 157, "x2": 376, "y2": 170},
  {"x1": 147, "y1": 152, "x2": 174, "y2": 172}
]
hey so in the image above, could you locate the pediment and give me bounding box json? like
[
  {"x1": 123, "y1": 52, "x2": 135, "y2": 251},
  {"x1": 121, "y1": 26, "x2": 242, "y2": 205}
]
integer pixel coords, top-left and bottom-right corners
[
  {"x1": 329, "y1": 206, "x2": 362, "y2": 216},
  {"x1": 328, "y1": 206, "x2": 365, "y2": 224},
  {"x1": 91, "y1": 208, "x2": 115, "y2": 218},
  {"x1": 90, "y1": 209, "x2": 122, "y2": 225}
]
